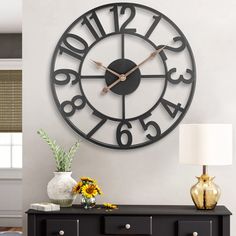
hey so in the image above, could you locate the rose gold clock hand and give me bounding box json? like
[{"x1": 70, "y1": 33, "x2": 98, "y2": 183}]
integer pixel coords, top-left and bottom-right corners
[
  {"x1": 124, "y1": 45, "x2": 167, "y2": 77},
  {"x1": 101, "y1": 74, "x2": 126, "y2": 94},
  {"x1": 91, "y1": 60, "x2": 121, "y2": 78},
  {"x1": 101, "y1": 44, "x2": 168, "y2": 95}
]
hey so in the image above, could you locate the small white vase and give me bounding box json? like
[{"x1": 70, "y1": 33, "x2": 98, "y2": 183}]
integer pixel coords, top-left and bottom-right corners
[{"x1": 47, "y1": 172, "x2": 77, "y2": 207}]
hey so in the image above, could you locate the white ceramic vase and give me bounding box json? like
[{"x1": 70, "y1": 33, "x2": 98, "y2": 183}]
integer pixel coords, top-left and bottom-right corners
[{"x1": 47, "y1": 172, "x2": 77, "y2": 207}]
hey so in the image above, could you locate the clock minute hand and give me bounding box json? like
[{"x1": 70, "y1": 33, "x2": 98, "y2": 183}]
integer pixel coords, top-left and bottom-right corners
[
  {"x1": 124, "y1": 45, "x2": 167, "y2": 77},
  {"x1": 91, "y1": 60, "x2": 121, "y2": 78}
]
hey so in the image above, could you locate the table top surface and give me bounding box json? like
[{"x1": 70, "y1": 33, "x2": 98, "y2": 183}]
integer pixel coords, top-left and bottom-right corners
[{"x1": 26, "y1": 205, "x2": 232, "y2": 216}]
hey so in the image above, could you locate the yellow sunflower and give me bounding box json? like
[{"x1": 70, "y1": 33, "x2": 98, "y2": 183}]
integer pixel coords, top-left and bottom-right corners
[
  {"x1": 82, "y1": 184, "x2": 98, "y2": 198},
  {"x1": 72, "y1": 181, "x2": 83, "y2": 194},
  {"x1": 81, "y1": 177, "x2": 96, "y2": 183}
]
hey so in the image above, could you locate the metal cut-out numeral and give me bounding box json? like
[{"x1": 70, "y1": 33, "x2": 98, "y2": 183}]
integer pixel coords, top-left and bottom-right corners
[
  {"x1": 167, "y1": 68, "x2": 193, "y2": 84},
  {"x1": 53, "y1": 69, "x2": 79, "y2": 85},
  {"x1": 139, "y1": 113, "x2": 161, "y2": 141},
  {"x1": 116, "y1": 121, "x2": 133, "y2": 148},
  {"x1": 110, "y1": 4, "x2": 136, "y2": 33},
  {"x1": 61, "y1": 95, "x2": 86, "y2": 117}
]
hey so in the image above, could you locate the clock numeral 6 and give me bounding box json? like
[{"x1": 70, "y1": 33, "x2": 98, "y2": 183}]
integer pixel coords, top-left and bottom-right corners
[
  {"x1": 116, "y1": 121, "x2": 133, "y2": 148},
  {"x1": 53, "y1": 69, "x2": 79, "y2": 85},
  {"x1": 61, "y1": 95, "x2": 86, "y2": 117},
  {"x1": 139, "y1": 113, "x2": 161, "y2": 141}
]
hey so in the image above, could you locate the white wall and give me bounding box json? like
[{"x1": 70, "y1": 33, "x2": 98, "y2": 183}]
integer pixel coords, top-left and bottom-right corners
[
  {"x1": 23, "y1": 0, "x2": 236, "y2": 234},
  {"x1": 0, "y1": 176, "x2": 22, "y2": 227}
]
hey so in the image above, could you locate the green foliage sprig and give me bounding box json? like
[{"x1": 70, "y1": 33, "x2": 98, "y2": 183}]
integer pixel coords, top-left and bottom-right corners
[{"x1": 37, "y1": 129, "x2": 80, "y2": 172}]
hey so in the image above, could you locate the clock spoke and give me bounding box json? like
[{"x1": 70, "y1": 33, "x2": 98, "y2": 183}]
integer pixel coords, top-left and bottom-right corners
[
  {"x1": 141, "y1": 74, "x2": 166, "y2": 79},
  {"x1": 121, "y1": 34, "x2": 125, "y2": 59},
  {"x1": 80, "y1": 75, "x2": 105, "y2": 79},
  {"x1": 122, "y1": 95, "x2": 126, "y2": 120}
]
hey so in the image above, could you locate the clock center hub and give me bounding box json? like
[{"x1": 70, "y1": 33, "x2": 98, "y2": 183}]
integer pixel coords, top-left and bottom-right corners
[
  {"x1": 120, "y1": 74, "x2": 126, "y2": 81},
  {"x1": 105, "y1": 59, "x2": 141, "y2": 95}
]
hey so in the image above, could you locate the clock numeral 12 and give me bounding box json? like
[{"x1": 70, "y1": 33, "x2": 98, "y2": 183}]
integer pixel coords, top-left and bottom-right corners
[
  {"x1": 139, "y1": 112, "x2": 161, "y2": 141},
  {"x1": 110, "y1": 5, "x2": 137, "y2": 33},
  {"x1": 116, "y1": 121, "x2": 133, "y2": 148},
  {"x1": 161, "y1": 99, "x2": 184, "y2": 118},
  {"x1": 81, "y1": 11, "x2": 106, "y2": 40},
  {"x1": 59, "y1": 33, "x2": 89, "y2": 61}
]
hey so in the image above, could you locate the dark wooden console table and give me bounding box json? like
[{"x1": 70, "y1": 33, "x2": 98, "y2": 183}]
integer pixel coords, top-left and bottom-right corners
[{"x1": 26, "y1": 205, "x2": 231, "y2": 236}]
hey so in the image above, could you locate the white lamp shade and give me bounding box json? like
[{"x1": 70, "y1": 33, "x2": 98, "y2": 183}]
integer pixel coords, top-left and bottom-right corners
[{"x1": 179, "y1": 124, "x2": 232, "y2": 166}]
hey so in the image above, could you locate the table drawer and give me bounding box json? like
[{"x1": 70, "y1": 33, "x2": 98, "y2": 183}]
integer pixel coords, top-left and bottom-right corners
[
  {"x1": 46, "y1": 219, "x2": 79, "y2": 236},
  {"x1": 104, "y1": 216, "x2": 152, "y2": 235},
  {"x1": 178, "y1": 220, "x2": 212, "y2": 236}
]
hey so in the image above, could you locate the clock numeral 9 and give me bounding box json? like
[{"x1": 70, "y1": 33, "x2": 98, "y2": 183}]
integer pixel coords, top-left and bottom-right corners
[
  {"x1": 59, "y1": 33, "x2": 89, "y2": 61},
  {"x1": 139, "y1": 113, "x2": 161, "y2": 141},
  {"x1": 53, "y1": 69, "x2": 79, "y2": 85},
  {"x1": 116, "y1": 121, "x2": 133, "y2": 148},
  {"x1": 159, "y1": 36, "x2": 186, "y2": 61},
  {"x1": 167, "y1": 68, "x2": 193, "y2": 84},
  {"x1": 61, "y1": 95, "x2": 86, "y2": 117},
  {"x1": 110, "y1": 4, "x2": 136, "y2": 33}
]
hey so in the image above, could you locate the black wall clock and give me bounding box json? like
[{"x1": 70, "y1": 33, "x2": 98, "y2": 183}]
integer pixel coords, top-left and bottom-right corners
[{"x1": 50, "y1": 2, "x2": 196, "y2": 150}]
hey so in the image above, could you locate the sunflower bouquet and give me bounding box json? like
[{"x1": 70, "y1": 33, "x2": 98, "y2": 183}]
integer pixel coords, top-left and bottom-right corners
[{"x1": 72, "y1": 177, "x2": 102, "y2": 209}]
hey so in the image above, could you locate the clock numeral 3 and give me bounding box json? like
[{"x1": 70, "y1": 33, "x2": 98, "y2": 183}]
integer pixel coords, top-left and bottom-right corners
[
  {"x1": 161, "y1": 99, "x2": 184, "y2": 118},
  {"x1": 53, "y1": 69, "x2": 79, "y2": 85},
  {"x1": 110, "y1": 4, "x2": 136, "y2": 33},
  {"x1": 167, "y1": 68, "x2": 193, "y2": 84},
  {"x1": 116, "y1": 121, "x2": 133, "y2": 148},
  {"x1": 139, "y1": 113, "x2": 161, "y2": 141},
  {"x1": 159, "y1": 36, "x2": 186, "y2": 61},
  {"x1": 81, "y1": 11, "x2": 106, "y2": 40},
  {"x1": 59, "y1": 33, "x2": 89, "y2": 61},
  {"x1": 61, "y1": 95, "x2": 86, "y2": 117}
]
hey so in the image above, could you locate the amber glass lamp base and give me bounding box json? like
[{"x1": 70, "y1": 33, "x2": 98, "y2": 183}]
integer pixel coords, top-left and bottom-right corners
[{"x1": 190, "y1": 173, "x2": 221, "y2": 210}]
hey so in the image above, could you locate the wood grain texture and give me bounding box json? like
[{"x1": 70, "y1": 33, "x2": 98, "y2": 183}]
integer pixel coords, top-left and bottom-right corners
[{"x1": 0, "y1": 227, "x2": 22, "y2": 232}]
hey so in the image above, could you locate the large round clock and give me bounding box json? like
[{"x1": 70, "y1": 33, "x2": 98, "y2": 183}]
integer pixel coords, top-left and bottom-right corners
[{"x1": 50, "y1": 2, "x2": 196, "y2": 149}]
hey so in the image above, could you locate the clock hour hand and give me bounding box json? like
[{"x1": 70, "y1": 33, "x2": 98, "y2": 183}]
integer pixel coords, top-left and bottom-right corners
[
  {"x1": 124, "y1": 45, "x2": 167, "y2": 77},
  {"x1": 101, "y1": 44, "x2": 167, "y2": 95},
  {"x1": 91, "y1": 60, "x2": 121, "y2": 78},
  {"x1": 101, "y1": 74, "x2": 126, "y2": 94}
]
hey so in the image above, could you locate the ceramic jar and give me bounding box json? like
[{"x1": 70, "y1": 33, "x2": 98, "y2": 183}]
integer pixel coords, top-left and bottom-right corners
[{"x1": 47, "y1": 172, "x2": 76, "y2": 207}]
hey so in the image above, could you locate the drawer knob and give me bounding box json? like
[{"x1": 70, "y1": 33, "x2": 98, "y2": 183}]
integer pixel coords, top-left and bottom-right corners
[
  {"x1": 125, "y1": 224, "x2": 131, "y2": 230},
  {"x1": 59, "y1": 230, "x2": 65, "y2": 235},
  {"x1": 193, "y1": 232, "x2": 198, "y2": 236}
]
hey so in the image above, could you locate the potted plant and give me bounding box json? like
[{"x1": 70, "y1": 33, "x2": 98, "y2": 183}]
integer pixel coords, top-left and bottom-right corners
[{"x1": 37, "y1": 129, "x2": 80, "y2": 207}]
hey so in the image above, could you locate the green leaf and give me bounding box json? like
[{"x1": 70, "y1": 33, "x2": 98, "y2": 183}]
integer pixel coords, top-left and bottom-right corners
[{"x1": 37, "y1": 129, "x2": 80, "y2": 172}]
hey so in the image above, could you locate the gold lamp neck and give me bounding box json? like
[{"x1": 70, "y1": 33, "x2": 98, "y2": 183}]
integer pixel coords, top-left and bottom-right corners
[{"x1": 203, "y1": 165, "x2": 208, "y2": 175}]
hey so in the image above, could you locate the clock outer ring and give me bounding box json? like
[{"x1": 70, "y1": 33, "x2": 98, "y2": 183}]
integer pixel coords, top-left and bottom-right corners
[{"x1": 50, "y1": 2, "x2": 196, "y2": 150}]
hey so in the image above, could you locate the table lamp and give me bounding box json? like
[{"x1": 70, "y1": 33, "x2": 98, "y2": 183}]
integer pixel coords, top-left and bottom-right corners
[{"x1": 179, "y1": 124, "x2": 232, "y2": 210}]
